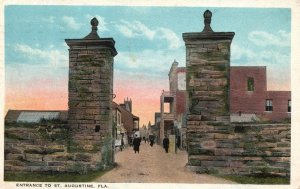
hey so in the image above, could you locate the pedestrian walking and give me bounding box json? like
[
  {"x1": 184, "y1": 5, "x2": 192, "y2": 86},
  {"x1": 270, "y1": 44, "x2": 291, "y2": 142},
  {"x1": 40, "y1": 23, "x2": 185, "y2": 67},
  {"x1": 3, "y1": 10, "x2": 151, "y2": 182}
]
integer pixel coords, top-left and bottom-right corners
[
  {"x1": 120, "y1": 138, "x2": 124, "y2": 151},
  {"x1": 149, "y1": 135, "x2": 154, "y2": 147},
  {"x1": 132, "y1": 135, "x2": 141, "y2": 154},
  {"x1": 163, "y1": 135, "x2": 169, "y2": 153},
  {"x1": 149, "y1": 138, "x2": 154, "y2": 146},
  {"x1": 129, "y1": 135, "x2": 133, "y2": 147}
]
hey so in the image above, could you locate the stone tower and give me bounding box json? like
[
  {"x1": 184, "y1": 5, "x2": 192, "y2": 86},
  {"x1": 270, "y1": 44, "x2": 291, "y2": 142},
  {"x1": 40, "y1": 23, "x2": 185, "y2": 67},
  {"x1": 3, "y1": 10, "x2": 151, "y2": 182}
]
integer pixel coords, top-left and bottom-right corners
[
  {"x1": 65, "y1": 18, "x2": 117, "y2": 165},
  {"x1": 183, "y1": 10, "x2": 234, "y2": 170}
]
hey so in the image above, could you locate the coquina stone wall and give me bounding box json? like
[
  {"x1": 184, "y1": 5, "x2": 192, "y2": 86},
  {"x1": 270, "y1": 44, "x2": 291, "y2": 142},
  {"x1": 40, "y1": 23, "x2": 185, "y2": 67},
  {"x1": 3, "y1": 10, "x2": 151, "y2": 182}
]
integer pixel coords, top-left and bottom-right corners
[
  {"x1": 186, "y1": 122, "x2": 290, "y2": 176},
  {"x1": 4, "y1": 124, "x2": 102, "y2": 173},
  {"x1": 184, "y1": 10, "x2": 290, "y2": 176}
]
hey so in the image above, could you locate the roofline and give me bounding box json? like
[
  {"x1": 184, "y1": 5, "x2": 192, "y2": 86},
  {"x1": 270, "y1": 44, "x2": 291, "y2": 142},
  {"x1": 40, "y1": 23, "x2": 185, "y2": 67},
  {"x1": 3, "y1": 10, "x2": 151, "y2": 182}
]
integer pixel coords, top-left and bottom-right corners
[
  {"x1": 267, "y1": 90, "x2": 291, "y2": 93},
  {"x1": 113, "y1": 101, "x2": 140, "y2": 119},
  {"x1": 231, "y1": 66, "x2": 266, "y2": 69},
  {"x1": 7, "y1": 109, "x2": 67, "y2": 112}
]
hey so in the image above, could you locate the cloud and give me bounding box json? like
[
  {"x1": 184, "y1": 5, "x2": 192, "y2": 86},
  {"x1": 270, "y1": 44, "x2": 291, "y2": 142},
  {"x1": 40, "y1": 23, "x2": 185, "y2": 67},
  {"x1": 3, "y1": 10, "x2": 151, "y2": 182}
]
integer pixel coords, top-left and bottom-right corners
[
  {"x1": 85, "y1": 14, "x2": 108, "y2": 32},
  {"x1": 231, "y1": 43, "x2": 255, "y2": 61},
  {"x1": 14, "y1": 43, "x2": 68, "y2": 68},
  {"x1": 116, "y1": 20, "x2": 155, "y2": 40},
  {"x1": 248, "y1": 30, "x2": 290, "y2": 47},
  {"x1": 116, "y1": 20, "x2": 182, "y2": 49},
  {"x1": 232, "y1": 43, "x2": 290, "y2": 66},
  {"x1": 62, "y1": 16, "x2": 82, "y2": 30},
  {"x1": 157, "y1": 28, "x2": 182, "y2": 50},
  {"x1": 117, "y1": 24, "x2": 135, "y2": 38}
]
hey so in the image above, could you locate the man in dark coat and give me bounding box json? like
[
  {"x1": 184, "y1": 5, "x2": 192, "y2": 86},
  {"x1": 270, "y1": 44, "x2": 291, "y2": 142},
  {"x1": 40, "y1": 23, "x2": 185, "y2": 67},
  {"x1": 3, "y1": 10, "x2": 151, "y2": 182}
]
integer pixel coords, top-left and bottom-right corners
[
  {"x1": 149, "y1": 135, "x2": 154, "y2": 147},
  {"x1": 132, "y1": 135, "x2": 141, "y2": 154},
  {"x1": 163, "y1": 135, "x2": 169, "y2": 153}
]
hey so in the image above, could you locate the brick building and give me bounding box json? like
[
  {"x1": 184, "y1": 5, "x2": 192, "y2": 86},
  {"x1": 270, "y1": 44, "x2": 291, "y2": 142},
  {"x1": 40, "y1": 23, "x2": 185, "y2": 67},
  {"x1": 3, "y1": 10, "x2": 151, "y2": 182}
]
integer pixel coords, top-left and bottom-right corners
[
  {"x1": 230, "y1": 66, "x2": 291, "y2": 122},
  {"x1": 112, "y1": 99, "x2": 139, "y2": 145}
]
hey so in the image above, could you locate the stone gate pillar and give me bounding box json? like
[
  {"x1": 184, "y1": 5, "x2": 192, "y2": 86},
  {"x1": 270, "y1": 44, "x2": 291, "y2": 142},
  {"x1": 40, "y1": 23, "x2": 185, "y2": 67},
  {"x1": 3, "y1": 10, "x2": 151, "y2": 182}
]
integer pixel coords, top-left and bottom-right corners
[
  {"x1": 183, "y1": 10, "x2": 234, "y2": 170},
  {"x1": 183, "y1": 10, "x2": 234, "y2": 121},
  {"x1": 65, "y1": 18, "x2": 117, "y2": 165}
]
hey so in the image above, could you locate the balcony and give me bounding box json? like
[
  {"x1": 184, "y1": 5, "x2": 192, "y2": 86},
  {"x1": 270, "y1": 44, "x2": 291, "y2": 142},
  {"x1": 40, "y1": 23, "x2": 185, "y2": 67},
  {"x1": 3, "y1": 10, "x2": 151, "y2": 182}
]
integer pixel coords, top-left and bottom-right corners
[
  {"x1": 161, "y1": 91, "x2": 174, "y2": 103},
  {"x1": 162, "y1": 113, "x2": 174, "y2": 120}
]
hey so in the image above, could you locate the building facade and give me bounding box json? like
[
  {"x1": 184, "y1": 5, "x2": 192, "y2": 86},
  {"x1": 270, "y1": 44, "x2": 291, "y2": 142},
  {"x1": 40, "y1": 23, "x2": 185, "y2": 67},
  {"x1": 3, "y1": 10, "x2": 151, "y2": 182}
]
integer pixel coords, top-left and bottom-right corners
[
  {"x1": 159, "y1": 60, "x2": 187, "y2": 149},
  {"x1": 112, "y1": 99, "x2": 139, "y2": 146},
  {"x1": 230, "y1": 66, "x2": 291, "y2": 122}
]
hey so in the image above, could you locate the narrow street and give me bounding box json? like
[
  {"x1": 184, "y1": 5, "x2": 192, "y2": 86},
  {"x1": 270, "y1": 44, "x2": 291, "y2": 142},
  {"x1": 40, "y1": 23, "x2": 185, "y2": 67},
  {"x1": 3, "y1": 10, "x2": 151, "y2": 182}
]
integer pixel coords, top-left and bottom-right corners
[{"x1": 93, "y1": 142, "x2": 236, "y2": 183}]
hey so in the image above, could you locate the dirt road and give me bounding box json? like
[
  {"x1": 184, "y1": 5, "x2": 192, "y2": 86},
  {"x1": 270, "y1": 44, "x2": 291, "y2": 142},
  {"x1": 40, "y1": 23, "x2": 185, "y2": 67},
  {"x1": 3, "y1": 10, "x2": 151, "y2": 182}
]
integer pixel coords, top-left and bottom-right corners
[{"x1": 93, "y1": 142, "x2": 236, "y2": 183}]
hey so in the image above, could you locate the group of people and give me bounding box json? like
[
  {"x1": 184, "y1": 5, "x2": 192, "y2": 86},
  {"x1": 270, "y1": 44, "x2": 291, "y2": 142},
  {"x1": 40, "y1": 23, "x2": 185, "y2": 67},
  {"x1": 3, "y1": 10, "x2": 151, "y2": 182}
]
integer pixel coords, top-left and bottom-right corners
[
  {"x1": 126, "y1": 134, "x2": 173, "y2": 154},
  {"x1": 131, "y1": 134, "x2": 170, "y2": 154},
  {"x1": 130, "y1": 134, "x2": 156, "y2": 153}
]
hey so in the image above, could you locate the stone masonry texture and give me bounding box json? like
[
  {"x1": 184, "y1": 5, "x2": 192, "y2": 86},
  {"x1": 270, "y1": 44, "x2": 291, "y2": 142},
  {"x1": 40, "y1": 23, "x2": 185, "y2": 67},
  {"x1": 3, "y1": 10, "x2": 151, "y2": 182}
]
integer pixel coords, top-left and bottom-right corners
[
  {"x1": 4, "y1": 126, "x2": 101, "y2": 173},
  {"x1": 67, "y1": 49, "x2": 114, "y2": 148},
  {"x1": 183, "y1": 10, "x2": 235, "y2": 122},
  {"x1": 186, "y1": 122, "x2": 290, "y2": 176},
  {"x1": 65, "y1": 18, "x2": 117, "y2": 165},
  {"x1": 183, "y1": 10, "x2": 290, "y2": 176}
]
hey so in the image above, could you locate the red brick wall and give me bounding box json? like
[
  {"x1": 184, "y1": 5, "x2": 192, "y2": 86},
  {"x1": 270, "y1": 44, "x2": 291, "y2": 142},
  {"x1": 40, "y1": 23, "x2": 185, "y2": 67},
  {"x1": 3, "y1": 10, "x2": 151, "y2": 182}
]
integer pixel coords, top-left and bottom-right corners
[
  {"x1": 263, "y1": 91, "x2": 291, "y2": 121},
  {"x1": 230, "y1": 66, "x2": 267, "y2": 114},
  {"x1": 176, "y1": 91, "x2": 186, "y2": 115},
  {"x1": 113, "y1": 102, "x2": 138, "y2": 136},
  {"x1": 230, "y1": 66, "x2": 291, "y2": 121},
  {"x1": 119, "y1": 107, "x2": 135, "y2": 136}
]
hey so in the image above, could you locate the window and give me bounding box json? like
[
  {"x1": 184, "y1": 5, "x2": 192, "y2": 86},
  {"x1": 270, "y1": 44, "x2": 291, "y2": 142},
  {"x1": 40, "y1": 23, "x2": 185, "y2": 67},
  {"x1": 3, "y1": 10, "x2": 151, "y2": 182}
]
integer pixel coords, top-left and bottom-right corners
[
  {"x1": 247, "y1": 77, "x2": 254, "y2": 91},
  {"x1": 288, "y1": 100, "x2": 291, "y2": 112},
  {"x1": 265, "y1": 99, "x2": 273, "y2": 111}
]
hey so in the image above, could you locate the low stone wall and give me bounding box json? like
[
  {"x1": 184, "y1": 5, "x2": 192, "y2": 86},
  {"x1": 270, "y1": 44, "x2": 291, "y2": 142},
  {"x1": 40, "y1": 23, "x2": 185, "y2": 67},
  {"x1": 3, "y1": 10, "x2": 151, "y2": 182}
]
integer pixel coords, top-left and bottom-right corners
[
  {"x1": 186, "y1": 121, "x2": 290, "y2": 176},
  {"x1": 4, "y1": 126, "x2": 103, "y2": 174}
]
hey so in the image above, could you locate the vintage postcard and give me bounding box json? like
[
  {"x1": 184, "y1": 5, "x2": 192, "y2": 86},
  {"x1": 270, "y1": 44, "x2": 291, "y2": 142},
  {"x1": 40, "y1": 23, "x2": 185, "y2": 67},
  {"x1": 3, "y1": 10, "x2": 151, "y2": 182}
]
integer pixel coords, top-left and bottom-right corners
[{"x1": 1, "y1": 1, "x2": 300, "y2": 189}]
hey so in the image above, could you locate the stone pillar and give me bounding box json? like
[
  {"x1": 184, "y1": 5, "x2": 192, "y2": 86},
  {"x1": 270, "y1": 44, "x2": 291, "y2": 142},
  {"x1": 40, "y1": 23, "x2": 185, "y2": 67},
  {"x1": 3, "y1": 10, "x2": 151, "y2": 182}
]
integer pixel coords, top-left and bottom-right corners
[
  {"x1": 183, "y1": 10, "x2": 234, "y2": 169},
  {"x1": 183, "y1": 10, "x2": 234, "y2": 121},
  {"x1": 65, "y1": 18, "x2": 117, "y2": 165}
]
